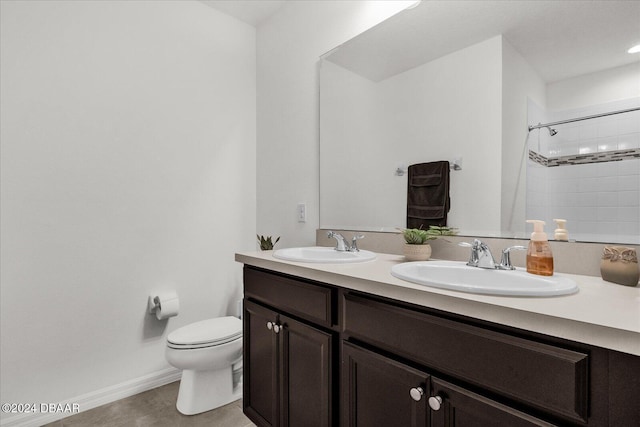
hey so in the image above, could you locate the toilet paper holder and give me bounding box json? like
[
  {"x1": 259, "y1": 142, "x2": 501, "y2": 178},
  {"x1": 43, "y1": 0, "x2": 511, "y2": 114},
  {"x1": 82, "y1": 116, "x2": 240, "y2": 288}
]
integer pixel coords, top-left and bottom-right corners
[
  {"x1": 147, "y1": 296, "x2": 162, "y2": 314},
  {"x1": 147, "y1": 292, "x2": 179, "y2": 319}
]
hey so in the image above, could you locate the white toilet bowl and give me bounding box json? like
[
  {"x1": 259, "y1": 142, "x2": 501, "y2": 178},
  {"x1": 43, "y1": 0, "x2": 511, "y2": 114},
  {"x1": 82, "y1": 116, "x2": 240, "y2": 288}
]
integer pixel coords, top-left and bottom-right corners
[{"x1": 165, "y1": 316, "x2": 243, "y2": 415}]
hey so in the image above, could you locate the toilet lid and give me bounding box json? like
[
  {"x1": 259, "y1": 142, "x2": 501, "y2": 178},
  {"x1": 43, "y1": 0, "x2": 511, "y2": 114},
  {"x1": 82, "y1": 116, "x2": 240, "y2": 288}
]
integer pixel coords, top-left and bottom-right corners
[{"x1": 168, "y1": 316, "x2": 242, "y2": 347}]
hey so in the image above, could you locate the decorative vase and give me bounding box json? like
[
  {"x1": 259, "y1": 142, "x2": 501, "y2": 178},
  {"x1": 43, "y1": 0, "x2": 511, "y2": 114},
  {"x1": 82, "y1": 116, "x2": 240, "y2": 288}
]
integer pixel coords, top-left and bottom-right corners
[
  {"x1": 600, "y1": 246, "x2": 639, "y2": 287},
  {"x1": 403, "y1": 243, "x2": 432, "y2": 261}
]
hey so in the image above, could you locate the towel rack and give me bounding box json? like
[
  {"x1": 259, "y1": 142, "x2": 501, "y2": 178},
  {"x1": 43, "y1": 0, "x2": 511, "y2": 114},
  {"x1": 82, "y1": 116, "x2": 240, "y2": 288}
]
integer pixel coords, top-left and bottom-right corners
[{"x1": 396, "y1": 159, "x2": 461, "y2": 176}]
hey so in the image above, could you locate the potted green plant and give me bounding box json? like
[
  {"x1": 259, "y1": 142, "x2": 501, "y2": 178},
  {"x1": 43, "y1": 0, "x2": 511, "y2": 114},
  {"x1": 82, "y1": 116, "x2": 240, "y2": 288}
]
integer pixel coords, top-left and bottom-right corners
[
  {"x1": 401, "y1": 226, "x2": 458, "y2": 261},
  {"x1": 257, "y1": 235, "x2": 280, "y2": 251},
  {"x1": 424, "y1": 225, "x2": 459, "y2": 238}
]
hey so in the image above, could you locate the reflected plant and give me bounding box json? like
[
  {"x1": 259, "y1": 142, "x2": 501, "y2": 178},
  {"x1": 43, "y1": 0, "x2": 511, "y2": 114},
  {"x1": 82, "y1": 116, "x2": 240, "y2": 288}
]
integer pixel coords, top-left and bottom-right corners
[
  {"x1": 402, "y1": 228, "x2": 433, "y2": 245},
  {"x1": 425, "y1": 225, "x2": 459, "y2": 237},
  {"x1": 401, "y1": 226, "x2": 458, "y2": 244}
]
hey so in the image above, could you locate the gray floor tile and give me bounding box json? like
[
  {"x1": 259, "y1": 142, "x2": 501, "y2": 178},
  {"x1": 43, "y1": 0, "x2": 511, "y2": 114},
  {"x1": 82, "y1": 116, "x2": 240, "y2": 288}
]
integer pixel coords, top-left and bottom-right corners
[{"x1": 42, "y1": 381, "x2": 254, "y2": 427}]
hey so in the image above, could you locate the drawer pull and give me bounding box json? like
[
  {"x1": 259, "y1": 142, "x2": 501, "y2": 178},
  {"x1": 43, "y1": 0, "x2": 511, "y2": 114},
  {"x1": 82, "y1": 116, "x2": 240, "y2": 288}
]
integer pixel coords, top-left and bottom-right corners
[
  {"x1": 409, "y1": 387, "x2": 424, "y2": 402},
  {"x1": 273, "y1": 324, "x2": 282, "y2": 334},
  {"x1": 266, "y1": 321, "x2": 273, "y2": 330},
  {"x1": 428, "y1": 395, "x2": 443, "y2": 411}
]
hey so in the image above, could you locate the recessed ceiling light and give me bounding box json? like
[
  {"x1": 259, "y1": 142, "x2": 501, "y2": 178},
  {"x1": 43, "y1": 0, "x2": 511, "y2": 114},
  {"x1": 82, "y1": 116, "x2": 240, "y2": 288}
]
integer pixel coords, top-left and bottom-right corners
[{"x1": 628, "y1": 44, "x2": 640, "y2": 54}]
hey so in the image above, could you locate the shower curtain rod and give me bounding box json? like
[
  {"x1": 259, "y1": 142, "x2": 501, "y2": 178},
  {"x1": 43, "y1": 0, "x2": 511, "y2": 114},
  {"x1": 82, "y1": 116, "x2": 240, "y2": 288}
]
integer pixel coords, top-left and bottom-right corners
[{"x1": 528, "y1": 106, "x2": 640, "y2": 132}]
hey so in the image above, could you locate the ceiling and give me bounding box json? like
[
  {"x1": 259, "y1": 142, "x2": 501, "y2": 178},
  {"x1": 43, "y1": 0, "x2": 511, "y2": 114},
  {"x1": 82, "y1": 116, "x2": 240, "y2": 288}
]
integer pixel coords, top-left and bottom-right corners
[
  {"x1": 324, "y1": 0, "x2": 640, "y2": 83},
  {"x1": 199, "y1": 0, "x2": 639, "y2": 83},
  {"x1": 199, "y1": 0, "x2": 287, "y2": 27}
]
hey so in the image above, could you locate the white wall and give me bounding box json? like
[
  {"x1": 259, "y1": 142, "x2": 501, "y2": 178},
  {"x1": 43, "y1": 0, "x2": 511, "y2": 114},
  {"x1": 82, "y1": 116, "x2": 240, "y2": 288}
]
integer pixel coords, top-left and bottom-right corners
[
  {"x1": 256, "y1": 1, "x2": 413, "y2": 247},
  {"x1": 320, "y1": 36, "x2": 503, "y2": 234},
  {"x1": 501, "y1": 38, "x2": 546, "y2": 235},
  {"x1": 320, "y1": 60, "x2": 381, "y2": 229},
  {"x1": 0, "y1": 0, "x2": 255, "y2": 424},
  {"x1": 526, "y1": 99, "x2": 551, "y2": 227},
  {"x1": 547, "y1": 62, "x2": 640, "y2": 111}
]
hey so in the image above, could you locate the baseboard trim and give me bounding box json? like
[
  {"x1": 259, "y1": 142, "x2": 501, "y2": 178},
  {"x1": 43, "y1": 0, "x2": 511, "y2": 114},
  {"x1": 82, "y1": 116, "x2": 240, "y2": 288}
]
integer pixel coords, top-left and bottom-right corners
[{"x1": 0, "y1": 367, "x2": 181, "y2": 427}]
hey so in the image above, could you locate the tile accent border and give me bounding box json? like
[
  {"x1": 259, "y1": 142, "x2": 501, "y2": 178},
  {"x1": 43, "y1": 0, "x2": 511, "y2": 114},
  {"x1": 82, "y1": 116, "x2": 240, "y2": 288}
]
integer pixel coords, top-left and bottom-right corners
[
  {"x1": 529, "y1": 150, "x2": 549, "y2": 166},
  {"x1": 529, "y1": 148, "x2": 640, "y2": 167}
]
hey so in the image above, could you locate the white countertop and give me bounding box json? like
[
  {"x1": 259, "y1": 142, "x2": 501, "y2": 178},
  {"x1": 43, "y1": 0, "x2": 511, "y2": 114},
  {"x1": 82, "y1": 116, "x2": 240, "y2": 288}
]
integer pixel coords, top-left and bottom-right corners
[{"x1": 236, "y1": 250, "x2": 640, "y2": 356}]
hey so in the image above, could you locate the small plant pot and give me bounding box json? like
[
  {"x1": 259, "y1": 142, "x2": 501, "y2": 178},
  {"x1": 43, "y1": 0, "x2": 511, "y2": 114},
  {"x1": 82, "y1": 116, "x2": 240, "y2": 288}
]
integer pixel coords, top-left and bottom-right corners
[
  {"x1": 403, "y1": 244, "x2": 431, "y2": 261},
  {"x1": 600, "y1": 246, "x2": 639, "y2": 287}
]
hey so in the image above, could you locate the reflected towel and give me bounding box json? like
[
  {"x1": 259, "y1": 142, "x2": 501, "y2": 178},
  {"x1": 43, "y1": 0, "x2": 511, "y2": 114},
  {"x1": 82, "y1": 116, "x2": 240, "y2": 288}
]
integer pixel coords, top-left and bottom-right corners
[{"x1": 407, "y1": 161, "x2": 450, "y2": 229}]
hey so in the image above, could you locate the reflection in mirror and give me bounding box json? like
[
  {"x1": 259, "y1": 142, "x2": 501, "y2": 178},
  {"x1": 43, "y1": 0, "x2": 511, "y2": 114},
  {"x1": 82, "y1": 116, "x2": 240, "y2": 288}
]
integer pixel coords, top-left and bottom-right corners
[
  {"x1": 319, "y1": 0, "x2": 640, "y2": 244},
  {"x1": 527, "y1": 99, "x2": 639, "y2": 244}
]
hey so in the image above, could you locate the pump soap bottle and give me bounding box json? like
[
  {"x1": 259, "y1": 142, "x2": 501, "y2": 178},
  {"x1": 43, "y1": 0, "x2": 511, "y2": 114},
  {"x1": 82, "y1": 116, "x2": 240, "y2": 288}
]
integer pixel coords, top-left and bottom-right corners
[
  {"x1": 526, "y1": 220, "x2": 554, "y2": 276},
  {"x1": 553, "y1": 219, "x2": 568, "y2": 241}
]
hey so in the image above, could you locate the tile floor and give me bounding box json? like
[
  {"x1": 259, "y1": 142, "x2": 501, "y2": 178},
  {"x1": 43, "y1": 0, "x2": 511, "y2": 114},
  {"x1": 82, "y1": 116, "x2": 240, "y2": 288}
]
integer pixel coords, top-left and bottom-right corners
[{"x1": 43, "y1": 381, "x2": 255, "y2": 427}]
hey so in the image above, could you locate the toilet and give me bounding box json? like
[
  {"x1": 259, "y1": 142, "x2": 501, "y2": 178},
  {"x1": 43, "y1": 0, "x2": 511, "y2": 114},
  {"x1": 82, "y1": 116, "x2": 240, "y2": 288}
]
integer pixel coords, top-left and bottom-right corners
[{"x1": 165, "y1": 316, "x2": 243, "y2": 415}]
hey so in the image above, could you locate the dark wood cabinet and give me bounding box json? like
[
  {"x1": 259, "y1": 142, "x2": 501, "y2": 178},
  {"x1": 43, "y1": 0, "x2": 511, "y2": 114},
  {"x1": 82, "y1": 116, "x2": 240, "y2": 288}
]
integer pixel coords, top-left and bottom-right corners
[
  {"x1": 243, "y1": 270, "x2": 334, "y2": 427},
  {"x1": 341, "y1": 341, "x2": 553, "y2": 427},
  {"x1": 342, "y1": 342, "x2": 429, "y2": 427},
  {"x1": 242, "y1": 266, "x2": 640, "y2": 427},
  {"x1": 429, "y1": 378, "x2": 554, "y2": 427},
  {"x1": 280, "y1": 312, "x2": 332, "y2": 427},
  {"x1": 342, "y1": 292, "x2": 589, "y2": 423},
  {"x1": 243, "y1": 300, "x2": 278, "y2": 426}
]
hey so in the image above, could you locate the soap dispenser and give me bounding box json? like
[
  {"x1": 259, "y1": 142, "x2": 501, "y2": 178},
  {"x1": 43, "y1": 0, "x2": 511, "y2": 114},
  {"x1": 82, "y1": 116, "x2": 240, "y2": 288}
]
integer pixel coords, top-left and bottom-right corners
[
  {"x1": 526, "y1": 220, "x2": 554, "y2": 276},
  {"x1": 553, "y1": 219, "x2": 568, "y2": 241}
]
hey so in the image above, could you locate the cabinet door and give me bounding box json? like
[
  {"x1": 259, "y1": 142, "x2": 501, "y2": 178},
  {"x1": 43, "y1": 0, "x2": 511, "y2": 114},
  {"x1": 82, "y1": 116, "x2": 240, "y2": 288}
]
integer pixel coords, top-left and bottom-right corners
[
  {"x1": 429, "y1": 378, "x2": 555, "y2": 427},
  {"x1": 279, "y1": 314, "x2": 333, "y2": 427},
  {"x1": 244, "y1": 300, "x2": 279, "y2": 427},
  {"x1": 342, "y1": 342, "x2": 429, "y2": 427}
]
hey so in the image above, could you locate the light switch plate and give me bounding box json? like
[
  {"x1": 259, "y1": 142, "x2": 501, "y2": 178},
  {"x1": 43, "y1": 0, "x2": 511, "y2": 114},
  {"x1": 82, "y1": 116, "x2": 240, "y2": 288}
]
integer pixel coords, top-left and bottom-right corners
[{"x1": 297, "y1": 203, "x2": 306, "y2": 222}]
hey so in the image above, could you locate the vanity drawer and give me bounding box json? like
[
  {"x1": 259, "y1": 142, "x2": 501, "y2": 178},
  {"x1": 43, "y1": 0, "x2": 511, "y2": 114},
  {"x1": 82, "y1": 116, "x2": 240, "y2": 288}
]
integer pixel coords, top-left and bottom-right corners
[
  {"x1": 343, "y1": 293, "x2": 589, "y2": 423},
  {"x1": 244, "y1": 267, "x2": 334, "y2": 327}
]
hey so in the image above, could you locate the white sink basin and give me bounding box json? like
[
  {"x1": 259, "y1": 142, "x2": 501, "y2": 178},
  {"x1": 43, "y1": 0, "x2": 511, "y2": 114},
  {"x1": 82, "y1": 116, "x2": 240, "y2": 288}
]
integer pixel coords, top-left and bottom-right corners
[
  {"x1": 391, "y1": 260, "x2": 578, "y2": 297},
  {"x1": 273, "y1": 246, "x2": 377, "y2": 264}
]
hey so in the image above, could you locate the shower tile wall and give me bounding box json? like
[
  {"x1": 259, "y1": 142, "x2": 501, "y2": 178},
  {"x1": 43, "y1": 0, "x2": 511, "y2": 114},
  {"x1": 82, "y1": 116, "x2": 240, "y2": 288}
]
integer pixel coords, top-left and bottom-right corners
[
  {"x1": 546, "y1": 98, "x2": 640, "y2": 157},
  {"x1": 527, "y1": 98, "x2": 640, "y2": 244}
]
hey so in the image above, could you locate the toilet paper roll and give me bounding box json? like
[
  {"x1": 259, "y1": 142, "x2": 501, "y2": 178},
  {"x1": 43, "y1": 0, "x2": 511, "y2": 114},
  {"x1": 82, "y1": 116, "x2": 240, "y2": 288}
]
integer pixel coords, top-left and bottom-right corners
[{"x1": 154, "y1": 293, "x2": 179, "y2": 320}]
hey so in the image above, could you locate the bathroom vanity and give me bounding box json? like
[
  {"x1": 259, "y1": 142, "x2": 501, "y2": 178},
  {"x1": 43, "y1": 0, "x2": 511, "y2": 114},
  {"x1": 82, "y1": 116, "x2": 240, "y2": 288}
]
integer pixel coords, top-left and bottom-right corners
[{"x1": 237, "y1": 251, "x2": 640, "y2": 427}]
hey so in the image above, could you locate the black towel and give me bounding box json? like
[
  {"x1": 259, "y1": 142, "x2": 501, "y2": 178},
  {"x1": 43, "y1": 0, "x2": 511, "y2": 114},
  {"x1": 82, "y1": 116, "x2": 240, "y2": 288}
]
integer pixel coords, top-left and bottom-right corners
[{"x1": 407, "y1": 161, "x2": 450, "y2": 229}]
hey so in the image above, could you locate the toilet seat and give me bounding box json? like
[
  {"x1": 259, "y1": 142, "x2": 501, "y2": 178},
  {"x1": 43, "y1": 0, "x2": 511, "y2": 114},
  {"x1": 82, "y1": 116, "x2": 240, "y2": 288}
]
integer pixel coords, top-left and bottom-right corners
[{"x1": 168, "y1": 316, "x2": 242, "y2": 350}]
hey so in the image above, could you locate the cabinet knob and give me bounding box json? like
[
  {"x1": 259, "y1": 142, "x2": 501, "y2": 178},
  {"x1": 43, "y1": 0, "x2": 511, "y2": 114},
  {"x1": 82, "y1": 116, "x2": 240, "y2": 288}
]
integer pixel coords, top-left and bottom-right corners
[
  {"x1": 266, "y1": 321, "x2": 273, "y2": 330},
  {"x1": 428, "y1": 395, "x2": 443, "y2": 411},
  {"x1": 273, "y1": 324, "x2": 281, "y2": 334},
  {"x1": 409, "y1": 387, "x2": 424, "y2": 402}
]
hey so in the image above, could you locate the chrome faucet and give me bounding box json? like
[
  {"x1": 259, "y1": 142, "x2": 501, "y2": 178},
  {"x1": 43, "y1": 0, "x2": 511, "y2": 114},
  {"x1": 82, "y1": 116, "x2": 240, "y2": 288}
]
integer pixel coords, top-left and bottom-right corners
[
  {"x1": 498, "y1": 245, "x2": 526, "y2": 270},
  {"x1": 351, "y1": 233, "x2": 364, "y2": 252},
  {"x1": 460, "y1": 240, "x2": 526, "y2": 270},
  {"x1": 459, "y1": 239, "x2": 496, "y2": 269},
  {"x1": 327, "y1": 231, "x2": 349, "y2": 251},
  {"x1": 327, "y1": 231, "x2": 364, "y2": 252}
]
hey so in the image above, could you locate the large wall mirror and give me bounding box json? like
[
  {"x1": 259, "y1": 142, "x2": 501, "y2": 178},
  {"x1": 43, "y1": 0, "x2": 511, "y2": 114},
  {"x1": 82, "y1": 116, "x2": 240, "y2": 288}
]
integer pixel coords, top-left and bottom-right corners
[{"x1": 320, "y1": 0, "x2": 639, "y2": 244}]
